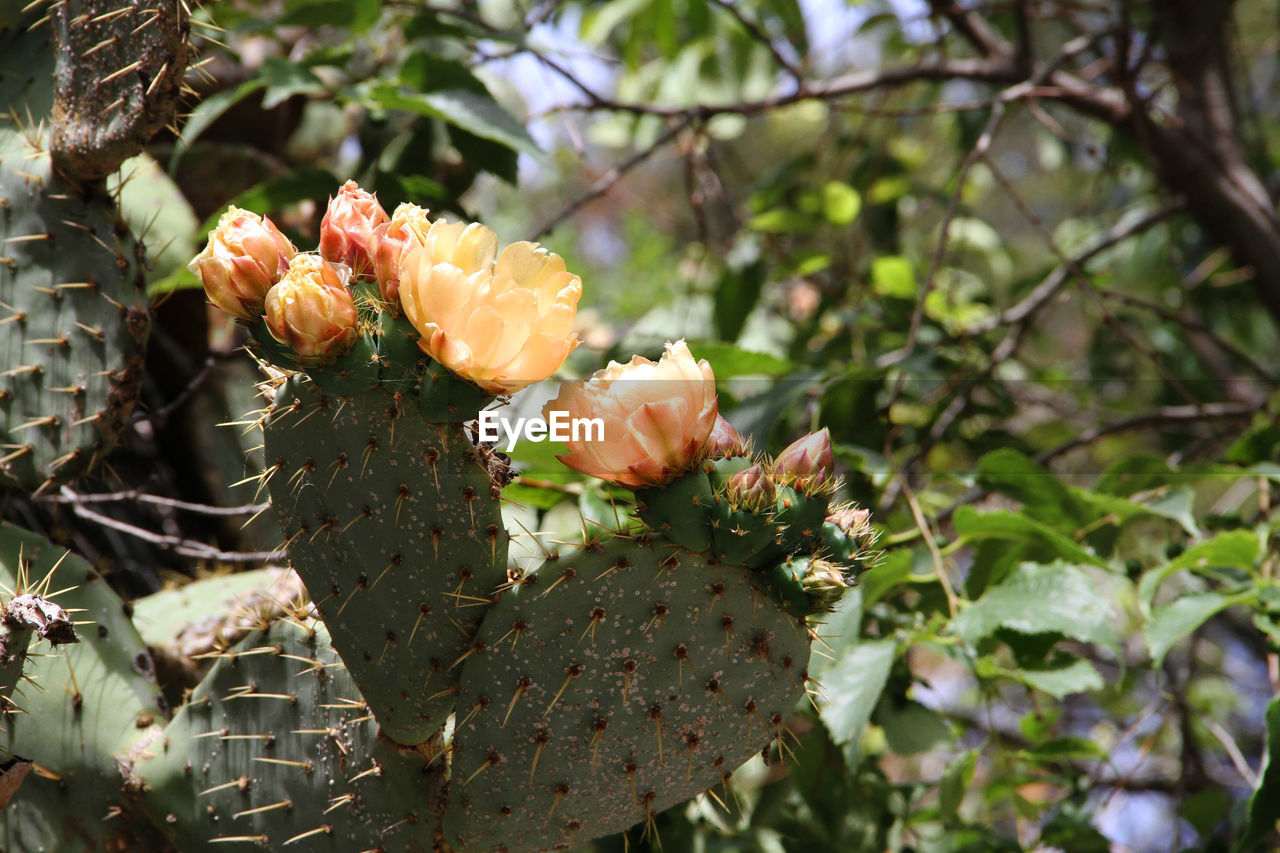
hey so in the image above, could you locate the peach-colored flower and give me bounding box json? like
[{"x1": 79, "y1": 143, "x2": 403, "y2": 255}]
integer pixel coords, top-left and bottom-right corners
[
  {"x1": 399, "y1": 220, "x2": 580, "y2": 393},
  {"x1": 319, "y1": 180, "x2": 389, "y2": 279},
  {"x1": 773, "y1": 428, "x2": 834, "y2": 490},
  {"x1": 371, "y1": 202, "x2": 433, "y2": 309},
  {"x1": 189, "y1": 206, "x2": 295, "y2": 320},
  {"x1": 264, "y1": 255, "x2": 358, "y2": 365},
  {"x1": 544, "y1": 340, "x2": 718, "y2": 488}
]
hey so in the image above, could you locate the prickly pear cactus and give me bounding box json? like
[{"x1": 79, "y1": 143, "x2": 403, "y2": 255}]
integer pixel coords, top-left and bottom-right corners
[
  {"x1": 262, "y1": 344, "x2": 510, "y2": 746},
  {"x1": 0, "y1": 523, "x2": 169, "y2": 852},
  {"x1": 132, "y1": 615, "x2": 446, "y2": 852},
  {"x1": 0, "y1": 0, "x2": 191, "y2": 492},
  {"x1": 48, "y1": 0, "x2": 191, "y2": 182},
  {"x1": 446, "y1": 532, "x2": 814, "y2": 851}
]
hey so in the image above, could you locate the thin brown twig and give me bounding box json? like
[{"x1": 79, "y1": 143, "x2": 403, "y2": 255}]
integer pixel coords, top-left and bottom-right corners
[{"x1": 62, "y1": 488, "x2": 285, "y2": 564}]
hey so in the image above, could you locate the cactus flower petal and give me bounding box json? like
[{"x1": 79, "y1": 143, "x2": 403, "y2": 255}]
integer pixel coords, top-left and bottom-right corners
[
  {"x1": 400, "y1": 220, "x2": 581, "y2": 393},
  {"x1": 773, "y1": 427, "x2": 835, "y2": 491},
  {"x1": 319, "y1": 180, "x2": 389, "y2": 280},
  {"x1": 189, "y1": 206, "x2": 295, "y2": 321},
  {"x1": 264, "y1": 255, "x2": 358, "y2": 366},
  {"x1": 544, "y1": 340, "x2": 718, "y2": 488}
]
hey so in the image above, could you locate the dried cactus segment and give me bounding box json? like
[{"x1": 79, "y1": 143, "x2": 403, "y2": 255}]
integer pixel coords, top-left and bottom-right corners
[
  {"x1": 0, "y1": 124, "x2": 149, "y2": 492},
  {"x1": 445, "y1": 534, "x2": 812, "y2": 852},
  {"x1": 49, "y1": 0, "x2": 191, "y2": 182},
  {"x1": 264, "y1": 374, "x2": 508, "y2": 745},
  {"x1": 0, "y1": 523, "x2": 168, "y2": 851},
  {"x1": 131, "y1": 618, "x2": 443, "y2": 852}
]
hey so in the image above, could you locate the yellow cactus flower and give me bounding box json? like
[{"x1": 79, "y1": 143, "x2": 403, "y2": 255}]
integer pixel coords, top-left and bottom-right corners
[
  {"x1": 319, "y1": 180, "x2": 389, "y2": 279},
  {"x1": 264, "y1": 255, "x2": 359, "y2": 365},
  {"x1": 399, "y1": 220, "x2": 581, "y2": 393}
]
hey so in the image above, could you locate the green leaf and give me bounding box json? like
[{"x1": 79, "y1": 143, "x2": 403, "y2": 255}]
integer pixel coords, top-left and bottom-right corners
[
  {"x1": 502, "y1": 482, "x2": 569, "y2": 511},
  {"x1": 713, "y1": 260, "x2": 766, "y2": 342},
  {"x1": 878, "y1": 702, "x2": 951, "y2": 755},
  {"x1": 1237, "y1": 695, "x2": 1280, "y2": 852},
  {"x1": 976, "y1": 448, "x2": 1086, "y2": 529},
  {"x1": 1144, "y1": 589, "x2": 1256, "y2": 667},
  {"x1": 365, "y1": 85, "x2": 540, "y2": 158},
  {"x1": 818, "y1": 639, "x2": 896, "y2": 752},
  {"x1": 258, "y1": 57, "x2": 326, "y2": 109},
  {"x1": 748, "y1": 208, "x2": 812, "y2": 233},
  {"x1": 1182, "y1": 788, "x2": 1231, "y2": 838},
  {"x1": 1136, "y1": 530, "x2": 1260, "y2": 614},
  {"x1": 822, "y1": 180, "x2": 861, "y2": 225},
  {"x1": 939, "y1": 750, "x2": 977, "y2": 819},
  {"x1": 170, "y1": 79, "x2": 266, "y2": 170},
  {"x1": 953, "y1": 507, "x2": 1109, "y2": 569},
  {"x1": 684, "y1": 340, "x2": 793, "y2": 377},
  {"x1": 857, "y1": 547, "x2": 913, "y2": 608},
  {"x1": 951, "y1": 562, "x2": 1117, "y2": 650},
  {"x1": 1004, "y1": 657, "x2": 1104, "y2": 699},
  {"x1": 197, "y1": 167, "x2": 339, "y2": 236},
  {"x1": 870, "y1": 256, "x2": 916, "y2": 299},
  {"x1": 279, "y1": 0, "x2": 380, "y2": 31}
]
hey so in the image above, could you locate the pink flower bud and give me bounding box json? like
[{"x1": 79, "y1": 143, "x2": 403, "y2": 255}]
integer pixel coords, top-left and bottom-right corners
[
  {"x1": 703, "y1": 415, "x2": 750, "y2": 459},
  {"x1": 265, "y1": 255, "x2": 359, "y2": 365},
  {"x1": 189, "y1": 206, "x2": 295, "y2": 321},
  {"x1": 827, "y1": 506, "x2": 870, "y2": 536},
  {"x1": 725, "y1": 463, "x2": 776, "y2": 511},
  {"x1": 319, "y1": 180, "x2": 389, "y2": 280},
  {"x1": 371, "y1": 202, "x2": 432, "y2": 310},
  {"x1": 545, "y1": 341, "x2": 718, "y2": 488},
  {"x1": 773, "y1": 428, "x2": 835, "y2": 491}
]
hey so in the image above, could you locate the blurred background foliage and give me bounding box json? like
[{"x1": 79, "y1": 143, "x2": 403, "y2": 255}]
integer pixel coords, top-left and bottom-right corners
[{"x1": 16, "y1": 0, "x2": 1280, "y2": 850}]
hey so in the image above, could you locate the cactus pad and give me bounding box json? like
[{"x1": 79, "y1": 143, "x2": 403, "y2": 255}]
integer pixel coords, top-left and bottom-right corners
[
  {"x1": 264, "y1": 373, "x2": 508, "y2": 744},
  {"x1": 132, "y1": 616, "x2": 445, "y2": 851},
  {"x1": 445, "y1": 533, "x2": 813, "y2": 852},
  {"x1": 0, "y1": 523, "x2": 168, "y2": 852}
]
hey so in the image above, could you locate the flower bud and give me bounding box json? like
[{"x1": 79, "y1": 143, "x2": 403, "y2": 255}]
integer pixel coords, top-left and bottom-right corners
[
  {"x1": 773, "y1": 428, "x2": 835, "y2": 491},
  {"x1": 319, "y1": 180, "x2": 389, "y2": 279},
  {"x1": 703, "y1": 415, "x2": 750, "y2": 459},
  {"x1": 546, "y1": 340, "x2": 718, "y2": 488},
  {"x1": 401, "y1": 221, "x2": 581, "y2": 393},
  {"x1": 800, "y1": 558, "x2": 852, "y2": 611},
  {"x1": 265, "y1": 255, "x2": 358, "y2": 365},
  {"x1": 189, "y1": 206, "x2": 295, "y2": 320},
  {"x1": 827, "y1": 506, "x2": 870, "y2": 536},
  {"x1": 371, "y1": 202, "x2": 432, "y2": 310},
  {"x1": 724, "y1": 463, "x2": 776, "y2": 512}
]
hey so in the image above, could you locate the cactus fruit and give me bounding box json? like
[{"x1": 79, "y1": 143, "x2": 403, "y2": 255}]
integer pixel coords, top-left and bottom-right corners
[
  {"x1": 0, "y1": 523, "x2": 169, "y2": 851},
  {"x1": 131, "y1": 616, "x2": 446, "y2": 852},
  {"x1": 445, "y1": 532, "x2": 814, "y2": 852}
]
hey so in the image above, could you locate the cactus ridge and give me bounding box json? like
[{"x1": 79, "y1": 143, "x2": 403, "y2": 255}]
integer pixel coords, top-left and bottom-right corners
[
  {"x1": 0, "y1": 523, "x2": 168, "y2": 851},
  {"x1": 445, "y1": 532, "x2": 813, "y2": 852},
  {"x1": 264, "y1": 371, "x2": 509, "y2": 745},
  {"x1": 132, "y1": 616, "x2": 446, "y2": 852}
]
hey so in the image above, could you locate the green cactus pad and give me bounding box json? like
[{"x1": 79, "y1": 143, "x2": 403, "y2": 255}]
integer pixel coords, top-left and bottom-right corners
[
  {"x1": 0, "y1": 125, "x2": 149, "y2": 493},
  {"x1": 264, "y1": 372, "x2": 508, "y2": 744},
  {"x1": 49, "y1": 0, "x2": 190, "y2": 183},
  {"x1": 132, "y1": 617, "x2": 445, "y2": 852},
  {"x1": 0, "y1": 523, "x2": 168, "y2": 852},
  {"x1": 445, "y1": 533, "x2": 813, "y2": 852}
]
